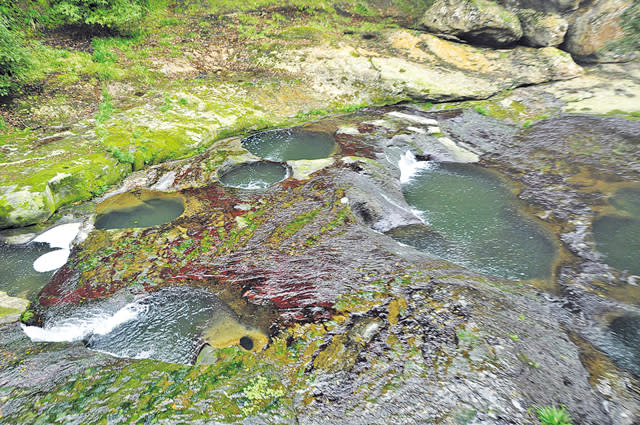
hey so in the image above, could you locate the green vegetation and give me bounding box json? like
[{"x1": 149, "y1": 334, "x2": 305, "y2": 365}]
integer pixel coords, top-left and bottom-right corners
[
  {"x1": 619, "y1": 0, "x2": 640, "y2": 50},
  {"x1": 19, "y1": 308, "x2": 34, "y2": 322},
  {"x1": 0, "y1": 16, "x2": 30, "y2": 96},
  {"x1": 51, "y1": 0, "x2": 149, "y2": 34},
  {"x1": 535, "y1": 405, "x2": 573, "y2": 425},
  {"x1": 475, "y1": 106, "x2": 489, "y2": 116}
]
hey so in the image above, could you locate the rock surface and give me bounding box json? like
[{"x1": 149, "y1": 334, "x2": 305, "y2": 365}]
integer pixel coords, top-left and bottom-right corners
[
  {"x1": 7, "y1": 106, "x2": 632, "y2": 424},
  {"x1": 563, "y1": 0, "x2": 637, "y2": 63},
  {"x1": 0, "y1": 292, "x2": 29, "y2": 325},
  {"x1": 518, "y1": 9, "x2": 569, "y2": 46},
  {"x1": 498, "y1": 0, "x2": 582, "y2": 13},
  {"x1": 0, "y1": 29, "x2": 583, "y2": 229},
  {"x1": 420, "y1": 0, "x2": 523, "y2": 47}
]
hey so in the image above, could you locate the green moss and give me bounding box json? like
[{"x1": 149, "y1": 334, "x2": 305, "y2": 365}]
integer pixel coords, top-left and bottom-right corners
[
  {"x1": 0, "y1": 200, "x2": 15, "y2": 227},
  {"x1": 270, "y1": 209, "x2": 320, "y2": 243},
  {"x1": 3, "y1": 349, "x2": 295, "y2": 423}
]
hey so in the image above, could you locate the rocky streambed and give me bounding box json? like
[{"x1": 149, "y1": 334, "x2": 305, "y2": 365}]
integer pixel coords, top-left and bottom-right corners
[{"x1": 1, "y1": 100, "x2": 639, "y2": 424}]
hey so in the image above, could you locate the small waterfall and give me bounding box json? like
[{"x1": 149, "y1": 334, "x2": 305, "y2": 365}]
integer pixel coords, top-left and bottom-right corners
[
  {"x1": 21, "y1": 301, "x2": 147, "y2": 342},
  {"x1": 398, "y1": 151, "x2": 432, "y2": 184}
]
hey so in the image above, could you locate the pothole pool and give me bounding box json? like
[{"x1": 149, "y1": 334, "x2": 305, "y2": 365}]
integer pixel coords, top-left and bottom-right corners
[
  {"x1": 0, "y1": 242, "x2": 56, "y2": 299},
  {"x1": 22, "y1": 286, "x2": 268, "y2": 364},
  {"x1": 218, "y1": 161, "x2": 289, "y2": 189},
  {"x1": 95, "y1": 190, "x2": 185, "y2": 230},
  {"x1": 395, "y1": 161, "x2": 557, "y2": 281},
  {"x1": 242, "y1": 127, "x2": 336, "y2": 161},
  {"x1": 0, "y1": 223, "x2": 82, "y2": 298},
  {"x1": 592, "y1": 186, "x2": 640, "y2": 276}
]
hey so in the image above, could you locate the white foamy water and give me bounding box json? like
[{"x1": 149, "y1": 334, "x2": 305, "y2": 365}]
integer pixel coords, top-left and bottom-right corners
[
  {"x1": 33, "y1": 249, "x2": 71, "y2": 272},
  {"x1": 398, "y1": 151, "x2": 432, "y2": 184},
  {"x1": 21, "y1": 301, "x2": 147, "y2": 342},
  {"x1": 31, "y1": 223, "x2": 81, "y2": 273},
  {"x1": 32, "y1": 222, "x2": 81, "y2": 249}
]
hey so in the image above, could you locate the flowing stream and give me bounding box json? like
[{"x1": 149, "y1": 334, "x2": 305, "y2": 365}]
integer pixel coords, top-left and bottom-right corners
[{"x1": 22, "y1": 287, "x2": 266, "y2": 364}]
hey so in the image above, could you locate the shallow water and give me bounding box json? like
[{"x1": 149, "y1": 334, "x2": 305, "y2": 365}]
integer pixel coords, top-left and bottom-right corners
[
  {"x1": 95, "y1": 196, "x2": 185, "y2": 230},
  {"x1": 398, "y1": 162, "x2": 556, "y2": 281},
  {"x1": 22, "y1": 287, "x2": 266, "y2": 364},
  {"x1": 598, "y1": 314, "x2": 640, "y2": 377},
  {"x1": 242, "y1": 128, "x2": 335, "y2": 161},
  {"x1": 592, "y1": 187, "x2": 640, "y2": 275},
  {"x1": 0, "y1": 242, "x2": 56, "y2": 299},
  {"x1": 219, "y1": 161, "x2": 289, "y2": 189}
]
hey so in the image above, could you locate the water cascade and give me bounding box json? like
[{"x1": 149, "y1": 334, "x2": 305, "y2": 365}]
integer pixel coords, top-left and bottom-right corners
[{"x1": 22, "y1": 287, "x2": 267, "y2": 364}]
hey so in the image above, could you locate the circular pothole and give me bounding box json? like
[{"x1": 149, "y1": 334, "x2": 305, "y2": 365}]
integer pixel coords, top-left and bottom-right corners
[
  {"x1": 95, "y1": 191, "x2": 185, "y2": 230},
  {"x1": 242, "y1": 128, "x2": 336, "y2": 161},
  {"x1": 218, "y1": 161, "x2": 289, "y2": 190}
]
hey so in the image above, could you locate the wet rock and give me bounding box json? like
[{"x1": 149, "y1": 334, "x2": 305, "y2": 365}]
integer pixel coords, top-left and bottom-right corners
[
  {"x1": 420, "y1": 0, "x2": 523, "y2": 47},
  {"x1": 16, "y1": 109, "x2": 640, "y2": 424},
  {"x1": 517, "y1": 9, "x2": 569, "y2": 47},
  {"x1": 0, "y1": 292, "x2": 29, "y2": 325},
  {"x1": 563, "y1": 0, "x2": 637, "y2": 63}
]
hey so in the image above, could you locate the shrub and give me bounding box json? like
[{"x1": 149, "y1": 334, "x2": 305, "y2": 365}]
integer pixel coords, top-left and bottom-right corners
[
  {"x1": 0, "y1": 16, "x2": 30, "y2": 96},
  {"x1": 51, "y1": 0, "x2": 149, "y2": 34}
]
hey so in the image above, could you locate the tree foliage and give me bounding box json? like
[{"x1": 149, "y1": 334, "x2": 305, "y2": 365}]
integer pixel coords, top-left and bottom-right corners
[
  {"x1": 0, "y1": 15, "x2": 29, "y2": 96},
  {"x1": 51, "y1": 0, "x2": 149, "y2": 34}
]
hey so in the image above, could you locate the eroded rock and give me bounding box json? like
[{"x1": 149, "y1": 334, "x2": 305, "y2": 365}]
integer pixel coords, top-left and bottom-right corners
[
  {"x1": 420, "y1": 0, "x2": 523, "y2": 47},
  {"x1": 518, "y1": 9, "x2": 569, "y2": 47},
  {"x1": 563, "y1": 0, "x2": 637, "y2": 63}
]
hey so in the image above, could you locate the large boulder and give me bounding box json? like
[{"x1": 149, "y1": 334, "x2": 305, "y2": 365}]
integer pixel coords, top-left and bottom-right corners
[
  {"x1": 517, "y1": 9, "x2": 569, "y2": 46},
  {"x1": 498, "y1": 0, "x2": 582, "y2": 13},
  {"x1": 563, "y1": 0, "x2": 638, "y2": 63},
  {"x1": 420, "y1": 0, "x2": 523, "y2": 47}
]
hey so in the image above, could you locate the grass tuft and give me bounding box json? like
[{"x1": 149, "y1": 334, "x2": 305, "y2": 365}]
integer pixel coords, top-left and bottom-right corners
[{"x1": 535, "y1": 405, "x2": 572, "y2": 425}]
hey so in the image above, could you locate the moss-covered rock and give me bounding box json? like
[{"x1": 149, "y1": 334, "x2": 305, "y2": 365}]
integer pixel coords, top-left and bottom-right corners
[{"x1": 0, "y1": 291, "x2": 29, "y2": 325}]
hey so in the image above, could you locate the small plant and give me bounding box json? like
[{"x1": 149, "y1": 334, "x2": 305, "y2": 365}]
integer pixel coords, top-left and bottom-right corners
[
  {"x1": 159, "y1": 93, "x2": 172, "y2": 112},
  {"x1": 95, "y1": 87, "x2": 114, "y2": 123},
  {"x1": 20, "y1": 309, "x2": 34, "y2": 323},
  {"x1": 107, "y1": 146, "x2": 135, "y2": 164},
  {"x1": 475, "y1": 106, "x2": 488, "y2": 116},
  {"x1": 533, "y1": 405, "x2": 572, "y2": 425},
  {"x1": 522, "y1": 120, "x2": 532, "y2": 127}
]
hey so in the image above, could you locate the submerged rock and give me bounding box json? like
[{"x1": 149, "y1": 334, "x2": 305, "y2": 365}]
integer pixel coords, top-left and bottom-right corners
[{"x1": 420, "y1": 0, "x2": 523, "y2": 47}]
